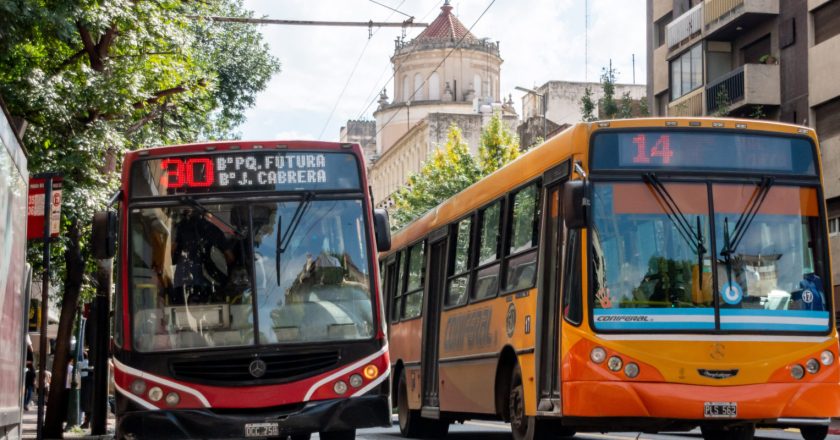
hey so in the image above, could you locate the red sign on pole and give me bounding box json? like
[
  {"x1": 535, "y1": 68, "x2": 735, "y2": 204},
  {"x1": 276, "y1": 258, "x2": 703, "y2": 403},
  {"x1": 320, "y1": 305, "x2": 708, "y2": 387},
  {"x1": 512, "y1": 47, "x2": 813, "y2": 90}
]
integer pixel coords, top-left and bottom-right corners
[{"x1": 27, "y1": 176, "x2": 63, "y2": 240}]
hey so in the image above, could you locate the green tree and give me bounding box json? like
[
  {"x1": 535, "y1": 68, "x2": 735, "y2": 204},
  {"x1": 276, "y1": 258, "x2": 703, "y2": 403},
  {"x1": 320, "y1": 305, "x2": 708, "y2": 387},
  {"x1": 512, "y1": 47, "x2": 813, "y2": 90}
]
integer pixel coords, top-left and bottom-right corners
[
  {"x1": 390, "y1": 123, "x2": 480, "y2": 229},
  {"x1": 639, "y1": 96, "x2": 650, "y2": 117},
  {"x1": 713, "y1": 87, "x2": 731, "y2": 117},
  {"x1": 599, "y1": 64, "x2": 618, "y2": 119},
  {"x1": 0, "y1": 1, "x2": 278, "y2": 436},
  {"x1": 618, "y1": 91, "x2": 634, "y2": 118},
  {"x1": 580, "y1": 86, "x2": 596, "y2": 122},
  {"x1": 478, "y1": 112, "x2": 520, "y2": 175}
]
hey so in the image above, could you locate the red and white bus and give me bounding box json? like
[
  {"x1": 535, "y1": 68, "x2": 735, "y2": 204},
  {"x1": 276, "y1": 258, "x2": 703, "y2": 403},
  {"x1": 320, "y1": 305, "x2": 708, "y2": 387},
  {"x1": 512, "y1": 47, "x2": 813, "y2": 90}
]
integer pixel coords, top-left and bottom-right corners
[
  {"x1": 105, "y1": 141, "x2": 391, "y2": 440},
  {"x1": 0, "y1": 101, "x2": 29, "y2": 440}
]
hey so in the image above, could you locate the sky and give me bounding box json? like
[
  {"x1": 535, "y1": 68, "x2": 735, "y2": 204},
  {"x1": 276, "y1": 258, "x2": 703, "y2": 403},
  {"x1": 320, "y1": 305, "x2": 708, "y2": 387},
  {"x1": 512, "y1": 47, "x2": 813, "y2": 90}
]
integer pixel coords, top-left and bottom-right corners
[{"x1": 238, "y1": 0, "x2": 647, "y2": 142}]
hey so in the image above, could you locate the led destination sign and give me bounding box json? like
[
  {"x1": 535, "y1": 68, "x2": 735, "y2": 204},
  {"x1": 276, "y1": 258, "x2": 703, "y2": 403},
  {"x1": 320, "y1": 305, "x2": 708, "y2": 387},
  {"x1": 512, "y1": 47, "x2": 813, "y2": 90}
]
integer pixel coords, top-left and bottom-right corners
[
  {"x1": 131, "y1": 151, "x2": 361, "y2": 197},
  {"x1": 591, "y1": 131, "x2": 817, "y2": 175}
]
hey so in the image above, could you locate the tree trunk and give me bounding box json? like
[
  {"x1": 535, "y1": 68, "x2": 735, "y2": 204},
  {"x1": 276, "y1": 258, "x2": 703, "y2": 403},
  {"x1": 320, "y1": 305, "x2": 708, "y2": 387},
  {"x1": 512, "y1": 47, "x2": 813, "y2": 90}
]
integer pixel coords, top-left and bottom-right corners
[{"x1": 43, "y1": 219, "x2": 86, "y2": 438}]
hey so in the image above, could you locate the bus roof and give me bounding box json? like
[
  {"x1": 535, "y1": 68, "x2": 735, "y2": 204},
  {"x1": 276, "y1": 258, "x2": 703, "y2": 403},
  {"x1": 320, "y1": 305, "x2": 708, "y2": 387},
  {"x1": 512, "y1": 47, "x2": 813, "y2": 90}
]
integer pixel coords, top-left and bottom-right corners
[{"x1": 385, "y1": 117, "x2": 819, "y2": 255}]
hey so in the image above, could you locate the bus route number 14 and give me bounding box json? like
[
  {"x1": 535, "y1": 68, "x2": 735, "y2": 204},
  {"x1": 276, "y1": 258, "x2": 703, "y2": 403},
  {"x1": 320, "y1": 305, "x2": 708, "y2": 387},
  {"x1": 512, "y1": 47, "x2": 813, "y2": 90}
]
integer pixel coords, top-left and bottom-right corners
[{"x1": 632, "y1": 134, "x2": 673, "y2": 165}]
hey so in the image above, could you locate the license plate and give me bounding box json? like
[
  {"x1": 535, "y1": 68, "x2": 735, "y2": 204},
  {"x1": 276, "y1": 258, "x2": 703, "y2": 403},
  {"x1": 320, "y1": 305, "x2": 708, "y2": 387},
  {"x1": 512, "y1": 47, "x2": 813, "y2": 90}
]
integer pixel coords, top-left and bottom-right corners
[
  {"x1": 244, "y1": 422, "x2": 281, "y2": 438},
  {"x1": 704, "y1": 402, "x2": 737, "y2": 418}
]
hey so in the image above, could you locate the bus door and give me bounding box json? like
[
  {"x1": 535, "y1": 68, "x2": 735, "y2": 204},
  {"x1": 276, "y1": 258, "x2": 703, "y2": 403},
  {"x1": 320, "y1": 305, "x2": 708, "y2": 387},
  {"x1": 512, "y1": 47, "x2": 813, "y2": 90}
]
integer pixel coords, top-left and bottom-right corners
[
  {"x1": 536, "y1": 177, "x2": 567, "y2": 414},
  {"x1": 421, "y1": 228, "x2": 448, "y2": 415}
]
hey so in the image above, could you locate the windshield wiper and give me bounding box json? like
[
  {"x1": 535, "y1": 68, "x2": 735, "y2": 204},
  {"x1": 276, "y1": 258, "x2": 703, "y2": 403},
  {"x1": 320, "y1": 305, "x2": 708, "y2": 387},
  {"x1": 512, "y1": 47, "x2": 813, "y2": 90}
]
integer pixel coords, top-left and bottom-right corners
[
  {"x1": 719, "y1": 176, "x2": 774, "y2": 289},
  {"x1": 179, "y1": 196, "x2": 245, "y2": 239},
  {"x1": 275, "y1": 192, "x2": 314, "y2": 285},
  {"x1": 642, "y1": 173, "x2": 706, "y2": 257}
]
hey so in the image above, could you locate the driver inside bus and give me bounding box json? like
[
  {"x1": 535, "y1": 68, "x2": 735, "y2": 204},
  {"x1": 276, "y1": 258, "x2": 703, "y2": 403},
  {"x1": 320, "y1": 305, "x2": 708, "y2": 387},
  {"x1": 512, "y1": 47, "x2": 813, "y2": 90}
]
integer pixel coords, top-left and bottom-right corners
[{"x1": 171, "y1": 208, "x2": 234, "y2": 304}]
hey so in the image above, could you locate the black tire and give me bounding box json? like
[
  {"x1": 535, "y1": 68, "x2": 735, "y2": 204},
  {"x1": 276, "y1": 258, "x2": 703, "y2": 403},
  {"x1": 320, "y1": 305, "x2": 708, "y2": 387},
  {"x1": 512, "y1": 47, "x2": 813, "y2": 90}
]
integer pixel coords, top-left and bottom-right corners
[
  {"x1": 398, "y1": 370, "x2": 425, "y2": 438},
  {"x1": 319, "y1": 429, "x2": 355, "y2": 440},
  {"x1": 556, "y1": 427, "x2": 577, "y2": 438},
  {"x1": 701, "y1": 424, "x2": 755, "y2": 440},
  {"x1": 509, "y1": 365, "x2": 552, "y2": 440},
  {"x1": 422, "y1": 419, "x2": 450, "y2": 438},
  {"x1": 290, "y1": 434, "x2": 312, "y2": 440},
  {"x1": 801, "y1": 426, "x2": 828, "y2": 440}
]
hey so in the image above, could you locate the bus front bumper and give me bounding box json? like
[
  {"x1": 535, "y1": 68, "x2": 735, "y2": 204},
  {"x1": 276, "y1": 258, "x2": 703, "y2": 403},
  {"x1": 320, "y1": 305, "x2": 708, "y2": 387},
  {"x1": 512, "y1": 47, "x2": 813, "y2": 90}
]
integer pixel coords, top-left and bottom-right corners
[
  {"x1": 116, "y1": 395, "x2": 390, "y2": 439},
  {"x1": 563, "y1": 381, "x2": 840, "y2": 422}
]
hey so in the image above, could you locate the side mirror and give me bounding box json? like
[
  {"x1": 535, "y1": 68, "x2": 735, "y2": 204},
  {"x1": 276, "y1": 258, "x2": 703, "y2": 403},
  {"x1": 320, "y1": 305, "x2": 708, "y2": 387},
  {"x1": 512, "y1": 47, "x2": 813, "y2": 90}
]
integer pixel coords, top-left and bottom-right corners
[
  {"x1": 92, "y1": 210, "x2": 118, "y2": 259},
  {"x1": 373, "y1": 209, "x2": 392, "y2": 252},
  {"x1": 563, "y1": 180, "x2": 589, "y2": 229}
]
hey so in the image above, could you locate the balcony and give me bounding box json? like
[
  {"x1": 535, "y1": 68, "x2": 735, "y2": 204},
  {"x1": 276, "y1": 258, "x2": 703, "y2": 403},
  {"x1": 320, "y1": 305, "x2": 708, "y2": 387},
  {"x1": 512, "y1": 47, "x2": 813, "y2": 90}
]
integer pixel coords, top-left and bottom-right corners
[
  {"x1": 704, "y1": 0, "x2": 779, "y2": 39},
  {"x1": 705, "y1": 63, "x2": 779, "y2": 114},
  {"x1": 668, "y1": 88, "x2": 705, "y2": 117},
  {"x1": 666, "y1": 3, "x2": 704, "y2": 50}
]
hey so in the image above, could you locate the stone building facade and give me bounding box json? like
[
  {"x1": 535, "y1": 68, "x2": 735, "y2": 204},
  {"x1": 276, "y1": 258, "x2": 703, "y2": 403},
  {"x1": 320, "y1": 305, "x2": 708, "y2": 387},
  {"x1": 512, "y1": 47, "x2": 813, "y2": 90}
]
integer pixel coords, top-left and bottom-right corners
[
  {"x1": 366, "y1": 1, "x2": 517, "y2": 207},
  {"x1": 339, "y1": 120, "x2": 376, "y2": 163}
]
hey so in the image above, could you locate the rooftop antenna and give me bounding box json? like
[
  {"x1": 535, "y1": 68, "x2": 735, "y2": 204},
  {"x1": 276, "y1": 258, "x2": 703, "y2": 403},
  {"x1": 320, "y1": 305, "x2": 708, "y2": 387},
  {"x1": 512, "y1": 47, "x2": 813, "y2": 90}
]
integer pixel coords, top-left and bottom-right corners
[{"x1": 632, "y1": 53, "x2": 636, "y2": 84}]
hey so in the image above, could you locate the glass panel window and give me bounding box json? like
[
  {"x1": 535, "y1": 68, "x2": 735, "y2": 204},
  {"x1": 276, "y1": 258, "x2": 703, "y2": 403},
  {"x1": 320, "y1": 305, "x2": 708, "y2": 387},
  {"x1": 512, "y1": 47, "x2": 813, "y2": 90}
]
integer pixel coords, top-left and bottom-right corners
[
  {"x1": 591, "y1": 182, "x2": 713, "y2": 331},
  {"x1": 407, "y1": 243, "x2": 425, "y2": 291},
  {"x1": 473, "y1": 264, "x2": 500, "y2": 300},
  {"x1": 504, "y1": 250, "x2": 538, "y2": 291},
  {"x1": 714, "y1": 185, "x2": 828, "y2": 331},
  {"x1": 453, "y1": 218, "x2": 472, "y2": 274},
  {"x1": 478, "y1": 202, "x2": 502, "y2": 265},
  {"x1": 671, "y1": 61, "x2": 681, "y2": 101},
  {"x1": 829, "y1": 218, "x2": 839, "y2": 236},
  {"x1": 670, "y1": 43, "x2": 703, "y2": 100},
  {"x1": 690, "y1": 44, "x2": 702, "y2": 90},
  {"x1": 509, "y1": 184, "x2": 539, "y2": 254},
  {"x1": 446, "y1": 275, "x2": 469, "y2": 306},
  {"x1": 404, "y1": 291, "x2": 423, "y2": 319},
  {"x1": 130, "y1": 204, "x2": 255, "y2": 351}
]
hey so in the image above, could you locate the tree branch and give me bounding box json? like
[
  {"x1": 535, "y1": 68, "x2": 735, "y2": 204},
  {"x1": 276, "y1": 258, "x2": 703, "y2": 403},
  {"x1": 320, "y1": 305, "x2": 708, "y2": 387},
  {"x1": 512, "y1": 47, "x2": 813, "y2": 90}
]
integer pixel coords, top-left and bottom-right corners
[{"x1": 125, "y1": 106, "x2": 165, "y2": 134}]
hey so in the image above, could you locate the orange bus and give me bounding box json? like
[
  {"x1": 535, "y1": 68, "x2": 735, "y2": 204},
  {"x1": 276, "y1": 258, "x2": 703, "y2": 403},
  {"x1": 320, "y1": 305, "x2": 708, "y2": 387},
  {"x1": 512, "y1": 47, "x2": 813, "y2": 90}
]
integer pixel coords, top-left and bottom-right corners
[{"x1": 381, "y1": 118, "x2": 840, "y2": 440}]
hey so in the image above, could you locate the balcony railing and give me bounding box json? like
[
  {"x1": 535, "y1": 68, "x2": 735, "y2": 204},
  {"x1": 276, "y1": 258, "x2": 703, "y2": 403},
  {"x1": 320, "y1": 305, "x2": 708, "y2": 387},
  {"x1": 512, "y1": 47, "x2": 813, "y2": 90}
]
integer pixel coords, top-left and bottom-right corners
[
  {"x1": 704, "y1": 0, "x2": 744, "y2": 28},
  {"x1": 706, "y1": 66, "x2": 745, "y2": 114},
  {"x1": 668, "y1": 87, "x2": 704, "y2": 117},
  {"x1": 666, "y1": 3, "x2": 704, "y2": 49}
]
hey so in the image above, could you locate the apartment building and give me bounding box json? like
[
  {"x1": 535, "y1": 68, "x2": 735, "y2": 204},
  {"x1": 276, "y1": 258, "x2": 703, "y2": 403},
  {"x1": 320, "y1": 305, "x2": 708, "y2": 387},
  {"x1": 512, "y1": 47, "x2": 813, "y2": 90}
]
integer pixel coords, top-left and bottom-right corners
[{"x1": 646, "y1": 0, "x2": 840, "y2": 293}]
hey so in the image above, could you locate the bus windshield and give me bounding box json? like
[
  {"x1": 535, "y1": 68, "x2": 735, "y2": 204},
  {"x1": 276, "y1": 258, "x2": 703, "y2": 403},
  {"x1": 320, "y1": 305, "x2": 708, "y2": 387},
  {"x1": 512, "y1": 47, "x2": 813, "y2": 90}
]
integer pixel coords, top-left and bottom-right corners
[
  {"x1": 590, "y1": 181, "x2": 829, "y2": 333},
  {"x1": 129, "y1": 198, "x2": 373, "y2": 351}
]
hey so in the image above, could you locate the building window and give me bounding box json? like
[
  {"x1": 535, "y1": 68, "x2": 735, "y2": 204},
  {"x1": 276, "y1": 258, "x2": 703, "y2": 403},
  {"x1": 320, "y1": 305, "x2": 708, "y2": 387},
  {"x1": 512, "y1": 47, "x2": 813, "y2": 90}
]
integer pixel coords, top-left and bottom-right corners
[
  {"x1": 815, "y1": 96, "x2": 840, "y2": 139},
  {"x1": 814, "y1": 0, "x2": 840, "y2": 45},
  {"x1": 413, "y1": 73, "x2": 424, "y2": 100},
  {"x1": 429, "y1": 72, "x2": 440, "y2": 100},
  {"x1": 654, "y1": 12, "x2": 672, "y2": 48},
  {"x1": 670, "y1": 43, "x2": 703, "y2": 101},
  {"x1": 741, "y1": 34, "x2": 771, "y2": 64},
  {"x1": 473, "y1": 74, "x2": 482, "y2": 98},
  {"x1": 402, "y1": 76, "x2": 410, "y2": 102},
  {"x1": 829, "y1": 217, "x2": 839, "y2": 236}
]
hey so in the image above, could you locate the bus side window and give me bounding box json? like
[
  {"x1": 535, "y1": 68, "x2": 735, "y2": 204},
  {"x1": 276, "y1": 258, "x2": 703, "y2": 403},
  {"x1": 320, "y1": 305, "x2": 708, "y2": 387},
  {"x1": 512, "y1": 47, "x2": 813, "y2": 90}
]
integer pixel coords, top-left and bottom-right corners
[
  {"x1": 563, "y1": 229, "x2": 582, "y2": 325},
  {"x1": 446, "y1": 216, "x2": 473, "y2": 307},
  {"x1": 473, "y1": 201, "x2": 503, "y2": 300},
  {"x1": 391, "y1": 250, "x2": 405, "y2": 323},
  {"x1": 403, "y1": 242, "x2": 426, "y2": 319},
  {"x1": 504, "y1": 181, "x2": 541, "y2": 292}
]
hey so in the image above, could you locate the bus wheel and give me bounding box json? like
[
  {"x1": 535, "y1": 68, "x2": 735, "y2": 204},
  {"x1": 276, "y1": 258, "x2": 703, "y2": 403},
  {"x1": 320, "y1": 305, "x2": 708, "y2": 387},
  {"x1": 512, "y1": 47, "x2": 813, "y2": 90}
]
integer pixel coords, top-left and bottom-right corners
[
  {"x1": 290, "y1": 434, "x2": 311, "y2": 440},
  {"x1": 509, "y1": 365, "x2": 547, "y2": 440},
  {"x1": 701, "y1": 424, "x2": 755, "y2": 440},
  {"x1": 319, "y1": 430, "x2": 355, "y2": 440},
  {"x1": 398, "y1": 370, "x2": 424, "y2": 438},
  {"x1": 801, "y1": 426, "x2": 828, "y2": 440}
]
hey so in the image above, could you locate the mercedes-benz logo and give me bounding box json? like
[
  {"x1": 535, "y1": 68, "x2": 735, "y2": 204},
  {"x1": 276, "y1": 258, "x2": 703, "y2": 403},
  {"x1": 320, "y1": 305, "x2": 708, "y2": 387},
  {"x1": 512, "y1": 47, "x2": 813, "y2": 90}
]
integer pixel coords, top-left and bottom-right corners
[{"x1": 249, "y1": 359, "x2": 267, "y2": 378}]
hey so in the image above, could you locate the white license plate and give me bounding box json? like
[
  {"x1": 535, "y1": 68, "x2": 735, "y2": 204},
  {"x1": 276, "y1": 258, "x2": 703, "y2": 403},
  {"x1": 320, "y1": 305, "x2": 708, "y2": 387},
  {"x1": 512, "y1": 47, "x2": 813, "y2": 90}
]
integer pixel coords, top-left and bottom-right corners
[
  {"x1": 704, "y1": 402, "x2": 737, "y2": 418},
  {"x1": 244, "y1": 422, "x2": 281, "y2": 438}
]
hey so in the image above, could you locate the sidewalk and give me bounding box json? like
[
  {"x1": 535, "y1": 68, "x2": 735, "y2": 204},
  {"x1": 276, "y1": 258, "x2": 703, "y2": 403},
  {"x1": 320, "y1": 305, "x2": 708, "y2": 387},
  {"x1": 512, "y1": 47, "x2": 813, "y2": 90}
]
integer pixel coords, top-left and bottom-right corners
[{"x1": 21, "y1": 406, "x2": 115, "y2": 440}]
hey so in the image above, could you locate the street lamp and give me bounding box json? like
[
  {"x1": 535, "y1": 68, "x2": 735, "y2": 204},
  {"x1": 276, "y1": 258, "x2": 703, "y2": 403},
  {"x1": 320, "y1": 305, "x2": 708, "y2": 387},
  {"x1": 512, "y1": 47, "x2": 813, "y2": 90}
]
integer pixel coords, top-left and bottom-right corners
[{"x1": 515, "y1": 85, "x2": 547, "y2": 142}]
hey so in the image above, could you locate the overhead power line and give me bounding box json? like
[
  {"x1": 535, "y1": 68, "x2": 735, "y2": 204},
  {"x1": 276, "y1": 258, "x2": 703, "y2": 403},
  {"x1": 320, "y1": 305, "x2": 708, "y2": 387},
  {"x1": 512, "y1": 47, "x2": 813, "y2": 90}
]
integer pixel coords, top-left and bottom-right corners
[{"x1": 187, "y1": 16, "x2": 428, "y2": 28}]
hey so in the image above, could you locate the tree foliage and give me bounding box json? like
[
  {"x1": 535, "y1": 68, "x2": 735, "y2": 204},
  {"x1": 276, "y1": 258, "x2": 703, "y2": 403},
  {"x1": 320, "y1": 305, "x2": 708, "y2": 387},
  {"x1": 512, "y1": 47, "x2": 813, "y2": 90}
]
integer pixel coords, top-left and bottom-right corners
[
  {"x1": 0, "y1": 1, "x2": 279, "y2": 436},
  {"x1": 478, "y1": 112, "x2": 519, "y2": 175},
  {"x1": 390, "y1": 123, "x2": 479, "y2": 229},
  {"x1": 599, "y1": 64, "x2": 618, "y2": 119},
  {"x1": 391, "y1": 114, "x2": 520, "y2": 229},
  {"x1": 580, "y1": 86, "x2": 596, "y2": 122}
]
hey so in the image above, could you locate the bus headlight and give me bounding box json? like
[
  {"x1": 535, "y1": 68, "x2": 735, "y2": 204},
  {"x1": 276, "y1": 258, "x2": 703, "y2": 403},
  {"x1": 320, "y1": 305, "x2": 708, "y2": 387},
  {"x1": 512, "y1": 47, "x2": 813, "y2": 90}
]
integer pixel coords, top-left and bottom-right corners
[
  {"x1": 790, "y1": 364, "x2": 805, "y2": 380},
  {"x1": 333, "y1": 380, "x2": 348, "y2": 395},
  {"x1": 363, "y1": 364, "x2": 379, "y2": 380},
  {"x1": 590, "y1": 347, "x2": 607, "y2": 364},
  {"x1": 624, "y1": 362, "x2": 640, "y2": 378},
  {"x1": 607, "y1": 356, "x2": 623, "y2": 372},
  {"x1": 130, "y1": 379, "x2": 146, "y2": 395},
  {"x1": 148, "y1": 386, "x2": 163, "y2": 402},
  {"x1": 165, "y1": 392, "x2": 180, "y2": 407},
  {"x1": 821, "y1": 350, "x2": 835, "y2": 366},
  {"x1": 349, "y1": 374, "x2": 364, "y2": 388},
  {"x1": 806, "y1": 358, "x2": 820, "y2": 374}
]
